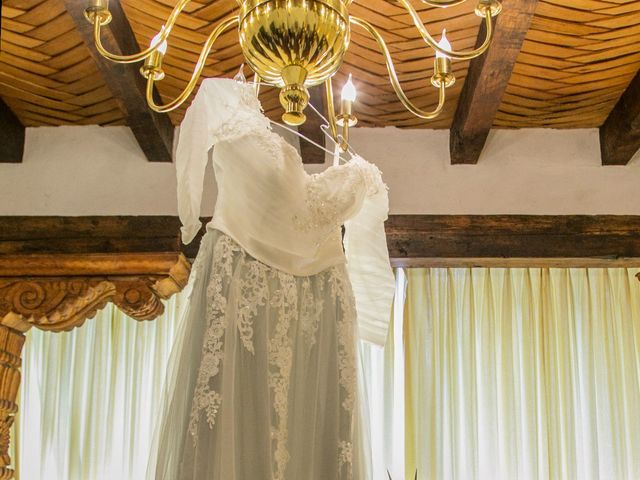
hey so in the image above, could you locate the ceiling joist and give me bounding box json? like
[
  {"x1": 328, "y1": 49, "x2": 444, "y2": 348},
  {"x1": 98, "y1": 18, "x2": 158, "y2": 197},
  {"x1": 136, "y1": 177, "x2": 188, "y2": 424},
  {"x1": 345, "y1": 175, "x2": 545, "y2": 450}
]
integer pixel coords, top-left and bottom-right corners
[
  {"x1": 449, "y1": 0, "x2": 538, "y2": 165},
  {"x1": 0, "y1": 99, "x2": 24, "y2": 163},
  {"x1": 600, "y1": 69, "x2": 640, "y2": 166},
  {"x1": 64, "y1": 1, "x2": 174, "y2": 162}
]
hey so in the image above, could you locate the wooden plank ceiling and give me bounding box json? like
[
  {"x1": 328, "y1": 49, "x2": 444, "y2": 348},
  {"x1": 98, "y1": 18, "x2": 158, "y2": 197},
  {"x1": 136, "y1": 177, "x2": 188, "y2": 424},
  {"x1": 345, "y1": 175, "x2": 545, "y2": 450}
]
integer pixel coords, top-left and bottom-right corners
[{"x1": 1, "y1": 0, "x2": 640, "y2": 154}]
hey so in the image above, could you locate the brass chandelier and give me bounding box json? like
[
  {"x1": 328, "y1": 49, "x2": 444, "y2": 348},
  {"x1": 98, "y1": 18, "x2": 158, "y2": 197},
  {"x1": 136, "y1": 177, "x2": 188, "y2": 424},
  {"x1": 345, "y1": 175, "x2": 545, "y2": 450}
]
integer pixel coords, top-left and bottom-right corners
[{"x1": 84, "y1": 0, "x2": 501, "y2": 149}]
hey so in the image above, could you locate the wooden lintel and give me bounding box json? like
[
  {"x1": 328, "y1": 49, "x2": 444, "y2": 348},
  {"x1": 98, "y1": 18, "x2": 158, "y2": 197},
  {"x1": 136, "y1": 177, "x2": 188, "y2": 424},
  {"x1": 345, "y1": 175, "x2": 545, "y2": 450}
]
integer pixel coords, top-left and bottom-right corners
[
  {"x1": 386, "y1": 215, "x2": 640, "y2": 266},
  {"x1": 64, "y1": 1, "x2": 174, "y2": 162},
  {"x1": 0, "y1": 99, "x2": 25, "y2": 163},
  {"x1": 298, "y1": 85, "x2": 327, "y2": 164},
  {"x1": 600, "y1": 69, "x2": 640, "y2": 166},
  {"x1": 449, "y1": 0, "x2": 538, "y2": 165},
  {"x1": 3, "y1": 215, "x2": 640, "y2": 269}
]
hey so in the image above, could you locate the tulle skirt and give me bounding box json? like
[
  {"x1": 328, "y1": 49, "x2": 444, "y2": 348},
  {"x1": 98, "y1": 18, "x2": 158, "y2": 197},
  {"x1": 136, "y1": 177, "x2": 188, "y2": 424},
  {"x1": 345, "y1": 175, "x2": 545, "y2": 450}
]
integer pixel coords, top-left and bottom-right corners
[{"x1": 147, "y1": 229, "x2": 368, "y2": 480}]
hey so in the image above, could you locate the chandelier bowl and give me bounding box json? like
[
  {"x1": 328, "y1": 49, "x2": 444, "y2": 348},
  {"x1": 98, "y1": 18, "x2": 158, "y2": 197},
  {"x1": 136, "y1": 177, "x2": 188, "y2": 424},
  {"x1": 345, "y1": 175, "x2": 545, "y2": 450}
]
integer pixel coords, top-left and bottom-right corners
[{"x1": 239, "y1": 0, "x2": 350, "y2": 124}]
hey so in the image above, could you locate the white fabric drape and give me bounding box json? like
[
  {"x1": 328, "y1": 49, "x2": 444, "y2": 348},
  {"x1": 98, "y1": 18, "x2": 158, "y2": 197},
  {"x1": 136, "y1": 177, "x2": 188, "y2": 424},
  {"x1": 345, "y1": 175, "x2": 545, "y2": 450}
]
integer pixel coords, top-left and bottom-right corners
[
  {"x1": 364, "y1": 267, "x2": 640, "y2": 480},
  {"x1": 15, "y1": 267, "x2": 640, "y2": 480},
  {"x1": 14, "y1": 291, "x2": 189, "y2": 480}
]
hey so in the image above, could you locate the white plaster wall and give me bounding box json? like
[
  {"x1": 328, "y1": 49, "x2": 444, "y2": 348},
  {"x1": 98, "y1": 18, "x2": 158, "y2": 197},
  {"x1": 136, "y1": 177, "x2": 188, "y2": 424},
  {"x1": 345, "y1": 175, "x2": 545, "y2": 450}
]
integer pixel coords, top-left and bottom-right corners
[{"x1": 1, "y1": 125, "x2": 639, "y2": 216}]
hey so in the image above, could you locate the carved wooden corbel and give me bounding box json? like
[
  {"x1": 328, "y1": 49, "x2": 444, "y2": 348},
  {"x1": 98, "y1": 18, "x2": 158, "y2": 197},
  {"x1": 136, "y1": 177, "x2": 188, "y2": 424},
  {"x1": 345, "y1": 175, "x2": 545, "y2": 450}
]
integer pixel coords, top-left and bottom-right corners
[{"x1": 0, "y1": 252, "x2": 191, "y2": 479}]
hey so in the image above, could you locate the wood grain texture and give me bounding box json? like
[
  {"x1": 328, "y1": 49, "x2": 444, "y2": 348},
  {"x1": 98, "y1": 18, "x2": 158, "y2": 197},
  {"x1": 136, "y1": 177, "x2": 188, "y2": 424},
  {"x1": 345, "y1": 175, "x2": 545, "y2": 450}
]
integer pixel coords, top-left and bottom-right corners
[
  {"x1": 0, "y1": 0, "x2": 126, "y2": 128},
  {"x1": 494, "y1": 1, "x2": 640, "y2": 130},
  {"x1": 4, "y1": 215, "x2": 640, "y2": 267},
  {"x1": 386, "y1": 215, "x2": 640, "y2": 263},
  {"x1": 599, "y1": 69, "x2": 640, "y2": 165},
  {"x1": 64, "y1": 0, "x2": 175, "y2": 162},
  {"x1": 0, "y1": 216, "x2": 182, "y2": 255},
  {"x1": 298, "y1": 85, "x2": 327, "y2": 164},
  {"x1": 3, "y1": 1, "x2": 640, "y2": 131},
  {"x1": 0, "y1": 99, "x2": 24, "y2": 163},
  {"x1": 450, "y1": 0, "x2": 538, "y2": 164},
  {"x1": 0, "y1": 324, "x2": 23, "y2": 480},
  {"x1": 0, "y1": 252, "x2": 186, "y2": 277}
]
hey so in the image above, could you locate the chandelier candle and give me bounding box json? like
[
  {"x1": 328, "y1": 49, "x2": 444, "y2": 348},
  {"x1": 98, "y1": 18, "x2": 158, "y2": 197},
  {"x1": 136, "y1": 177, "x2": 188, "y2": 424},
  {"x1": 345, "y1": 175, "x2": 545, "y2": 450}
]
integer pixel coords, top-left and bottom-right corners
[
  {"x1": 141, "y1": 28, "x2": 168, "y2": 81},
  {"x1": 337, "y1": 74, "x2": 358, "y2": 151},
  {"x1": 432, "y1": 30, "x2": 455, "y2": 89},
  {"x1": 84, "y1": 0, "x2": 502, "y2": 142}
]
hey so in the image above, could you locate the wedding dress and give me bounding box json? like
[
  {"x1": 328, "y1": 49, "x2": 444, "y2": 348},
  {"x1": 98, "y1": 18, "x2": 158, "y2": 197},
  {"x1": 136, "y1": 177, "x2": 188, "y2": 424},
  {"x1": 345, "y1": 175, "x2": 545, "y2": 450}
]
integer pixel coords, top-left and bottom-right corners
[{"x1": 147, "y1": 78, "x2": 394, "y2": 480}]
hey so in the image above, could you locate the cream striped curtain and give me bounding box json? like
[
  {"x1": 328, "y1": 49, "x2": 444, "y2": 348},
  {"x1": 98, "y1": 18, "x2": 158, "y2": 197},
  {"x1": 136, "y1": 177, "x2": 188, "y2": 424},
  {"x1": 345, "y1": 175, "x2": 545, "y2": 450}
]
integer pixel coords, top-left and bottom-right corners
[
  {"x1": 364, "y1": 268, "x2": 640, "y2": 480},
  {"x1": 14, "y1": 290, "x2": 189, "y2": 480},
  {"x1": 13, "y1": 268, "x2": 640, "y2": 479}
]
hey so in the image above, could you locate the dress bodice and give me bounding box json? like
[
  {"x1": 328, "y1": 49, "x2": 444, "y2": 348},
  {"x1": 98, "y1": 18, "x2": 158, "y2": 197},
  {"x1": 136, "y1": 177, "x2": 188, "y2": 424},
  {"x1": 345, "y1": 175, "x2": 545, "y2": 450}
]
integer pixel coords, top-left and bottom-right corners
[{"x1": 176, "y1": 77, "x2": 394, "y2": 344}]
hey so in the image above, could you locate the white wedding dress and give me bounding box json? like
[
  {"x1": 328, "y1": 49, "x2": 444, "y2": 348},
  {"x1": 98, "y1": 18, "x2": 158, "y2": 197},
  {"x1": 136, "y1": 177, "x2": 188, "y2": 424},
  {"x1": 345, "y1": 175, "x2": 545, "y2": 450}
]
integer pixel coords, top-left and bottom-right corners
[{"x1": 147, "y1": 78, "x2": 394, "y2": 480}]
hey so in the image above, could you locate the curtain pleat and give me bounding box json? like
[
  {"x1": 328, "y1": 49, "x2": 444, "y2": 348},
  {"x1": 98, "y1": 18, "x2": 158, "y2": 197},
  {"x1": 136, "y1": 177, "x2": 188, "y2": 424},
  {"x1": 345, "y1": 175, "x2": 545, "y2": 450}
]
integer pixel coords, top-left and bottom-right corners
[
  {"x1": 12, "y1": 268, "x2": 640, "y2": 480},
  {"x1": 14, "y1": 291, "x2": 188, "y2": 480},
  {"x1": 365, "y1": 267, "x2": 640, "y2": 480}
]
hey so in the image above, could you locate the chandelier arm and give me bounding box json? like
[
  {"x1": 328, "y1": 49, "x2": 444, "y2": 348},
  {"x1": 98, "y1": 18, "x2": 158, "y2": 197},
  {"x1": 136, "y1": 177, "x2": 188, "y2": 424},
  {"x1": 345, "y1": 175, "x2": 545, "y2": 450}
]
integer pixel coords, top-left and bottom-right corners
[
  {"x1": 395, "y1": 0, "x2": 495, "y2": 61},
  {"x1": 350, "y1": 16, "x2": 447, "y2": 120},
  {"x1": 92, "y1": 0, "x2": 194, "y2": 64},
  {"x1": 146, "y1": 16, "x2": 240, "y2": 113},
  {"x1": 324, "y1": 78, "x2": 339, "y2": 142}
]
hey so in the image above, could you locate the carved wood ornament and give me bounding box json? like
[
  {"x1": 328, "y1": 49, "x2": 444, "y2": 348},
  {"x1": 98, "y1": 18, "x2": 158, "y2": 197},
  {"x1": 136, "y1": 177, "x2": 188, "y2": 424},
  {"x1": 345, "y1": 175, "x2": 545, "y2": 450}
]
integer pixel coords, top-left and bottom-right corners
[{"x1": 0, "y1": 252, "x2": 191, "y2": 479}]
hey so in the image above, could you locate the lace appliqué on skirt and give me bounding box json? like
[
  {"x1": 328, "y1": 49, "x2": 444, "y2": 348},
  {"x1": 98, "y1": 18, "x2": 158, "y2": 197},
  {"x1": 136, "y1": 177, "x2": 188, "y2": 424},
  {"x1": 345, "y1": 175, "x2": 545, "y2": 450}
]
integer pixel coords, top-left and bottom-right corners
[
  {"x1": 188, "y1": 232, "x2": 357, "y2": 479},
  {"x1": 237, "y1": 260, "x2": 269, "y2": 353},
  {"x1": 188, "y1": 235, "x2": 241, "y2": 438}
]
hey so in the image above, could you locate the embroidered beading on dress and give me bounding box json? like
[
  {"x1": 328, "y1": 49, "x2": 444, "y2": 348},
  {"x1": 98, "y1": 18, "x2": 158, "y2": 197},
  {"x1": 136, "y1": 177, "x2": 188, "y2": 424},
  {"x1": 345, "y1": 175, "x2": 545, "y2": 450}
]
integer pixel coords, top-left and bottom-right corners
[
  {"x1": 267, "y1": 271, "x2": 297, "y2": 480},
  {"x1": 329, "y1": 268, "x2": 358, "y2": 413},
  {"x1": 349, "y1": 155, "x2": 388, "y2": 196},
  {"x1": 338, "y1": 440, "x2": 354, "y2": 472},
  {"x1": 237, "y1": 259, "x2": 269, "y2": 353},
  {"x1": 211, "y1": 82, "x2": 270, "y2": 145},
  {"x1": 185, "y1": 232, "x2": 358, "y2": 478},
  {"x1": 188, "y1": 235, "x2": 242, "y2": 440},
  {"x1": 292, "y1": 155, "x2": 387, "y2": 240},
  {"x1": 300, "y1": 277, "x2": 322, "y2": 347}
]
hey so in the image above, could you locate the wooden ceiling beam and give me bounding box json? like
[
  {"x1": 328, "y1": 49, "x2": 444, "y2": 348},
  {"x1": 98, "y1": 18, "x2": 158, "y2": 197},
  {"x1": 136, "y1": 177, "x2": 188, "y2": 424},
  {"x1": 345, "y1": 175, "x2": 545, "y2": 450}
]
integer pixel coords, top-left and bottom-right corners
[
  {"x1": 5, "y1": 215, "x2": 640, "y2": 268},
  {"x1": 64, "y1": 1, "x2": 174, "y2": 162},
  {"x1": 600, "y1": 69, "x2": 640, "y2": 166},
  {"x1": 0, "y1": 99, "x2": 25, "y2": 163},
  {"x1": 449, "y1": 0, "x2": 538, "y2": 164},
  {"x1": 298, "y1": 85, "x2": 327, "y2": 164}
]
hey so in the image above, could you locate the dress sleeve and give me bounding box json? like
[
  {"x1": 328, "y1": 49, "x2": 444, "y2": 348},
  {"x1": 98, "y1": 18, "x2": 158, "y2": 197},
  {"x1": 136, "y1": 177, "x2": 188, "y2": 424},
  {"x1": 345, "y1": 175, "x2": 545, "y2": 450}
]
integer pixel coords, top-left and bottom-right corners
[
  {"x1": 342, "y1": 158, "x2": 395, "y2": 345},
  {"x1": 176, "y1": 79, "x2": 268, "y2": 244}
]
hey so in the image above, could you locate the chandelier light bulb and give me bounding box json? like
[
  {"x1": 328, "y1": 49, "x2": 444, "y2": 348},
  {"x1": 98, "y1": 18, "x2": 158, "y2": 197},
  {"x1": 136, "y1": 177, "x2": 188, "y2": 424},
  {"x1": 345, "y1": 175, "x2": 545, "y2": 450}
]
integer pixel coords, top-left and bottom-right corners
[
  {"x1": 152, "y1": 27, "x2": 168, "y2": 55},
  {"x1": 341, "y1": 74, "x2": 357, "y2": 103},
  {"x1": 435, "y1": 29, "x2": 451, "y2": 59}
]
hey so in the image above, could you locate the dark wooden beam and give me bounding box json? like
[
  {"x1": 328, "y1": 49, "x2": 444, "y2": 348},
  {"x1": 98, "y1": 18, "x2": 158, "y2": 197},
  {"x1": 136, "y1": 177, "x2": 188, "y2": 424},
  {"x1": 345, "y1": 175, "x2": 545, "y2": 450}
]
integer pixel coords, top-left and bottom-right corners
[
  {"x1": 64, "y1": 1, "x2": 174, "y2": 162},
  {"x1": 600, "y1": 69, "x2": 640, "y2": 166},
  {"x1": 0, "y1": 216, "x2": 182, "y2": 256},
  {"x1": 0, "y1": 99, "x2": 25, "y2": 163},
  {"x1": 4, "y1": 215, "x2": 640, "y2": 267},
  {"x1": 387, "y1": 215, "x2": 640, "y2": 267},
  {"x1": 450, "y1": 0, "x2": 538, "y2": 165},
  {"x1": 299, "y1": 85, "x2": 327, "y2": 164}
]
